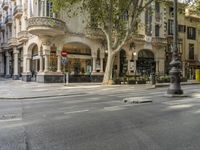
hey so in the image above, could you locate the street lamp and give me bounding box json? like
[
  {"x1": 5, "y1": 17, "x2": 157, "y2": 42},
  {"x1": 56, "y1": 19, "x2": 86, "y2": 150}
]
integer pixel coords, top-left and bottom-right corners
[
  {"x1": 167, "y1": 0, "x2": 183, "y2": 95},
  {"x1": 133, "y1": 52, "x2": 137, "y2": 75}
]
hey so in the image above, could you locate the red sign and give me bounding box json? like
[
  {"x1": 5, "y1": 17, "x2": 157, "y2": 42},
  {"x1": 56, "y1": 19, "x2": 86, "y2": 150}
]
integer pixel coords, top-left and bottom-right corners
[{"x1": 61, "y1": 50, "x2": 68, "y2": 57}]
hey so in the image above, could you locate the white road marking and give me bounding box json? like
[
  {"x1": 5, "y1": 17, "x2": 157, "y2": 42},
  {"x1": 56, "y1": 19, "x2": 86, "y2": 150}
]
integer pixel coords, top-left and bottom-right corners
[
  {"x1": 103, "y1": 106, "x2": 125, "y2": 111},
  {"x1": 0, "y1": 117, "x2": 22, "y2": 122},
  {"x1": 64, "y1": 109, "x2": 89, "y2": 115}
]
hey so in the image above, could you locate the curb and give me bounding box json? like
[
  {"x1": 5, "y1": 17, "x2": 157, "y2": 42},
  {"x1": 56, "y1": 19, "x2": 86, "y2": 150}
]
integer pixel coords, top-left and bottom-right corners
[
  {"x1": 155, "y1": 82, "x2": 200, "y2": 88},
  {"x1": 0, "y1": 92, "x2": 87, "y2": 100}
]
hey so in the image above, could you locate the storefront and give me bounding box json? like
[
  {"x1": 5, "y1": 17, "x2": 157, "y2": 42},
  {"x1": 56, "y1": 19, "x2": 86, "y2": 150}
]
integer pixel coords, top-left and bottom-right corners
[
  {"x1": 60, "y1": 42, "x2": 103, "y2": 82},
  {"x1": 137, "y1": 49, "x2": 155, "y2": 76}
]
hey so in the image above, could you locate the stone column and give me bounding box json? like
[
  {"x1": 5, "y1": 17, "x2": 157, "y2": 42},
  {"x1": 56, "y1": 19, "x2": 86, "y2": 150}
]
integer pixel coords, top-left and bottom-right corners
[
  {"x1": 92, "y1": 57, "x2": 96, "y2": 73},
  {"x1": 35, "y1": 59, "x2": 38, "y2": 72},
  {"x1": 44, "y1": 0, "x2": 47, "y2": 16},
  {"x1": 39, "y1": 51, "x2": 43, "y2": 72},
  {"x1": 40, "y1": 0, "x2": 44, "y2": 17},
  {"x1": 5, "y1": 52, "x2": 10, "y2": 78},
  {"x1": 158, "y1": 58, "x2": 165, "y2": 75},
  {"x1": 57, "y1": 51, "x2": 61, "y2": 72},
  {"x1": 42, "y1": 45, "x2": 50, "y2": 73},
  {"x1": 0, "y1": 52, "x2": 4, "y2": 76},
  {"x1": 13, "y1": 48, "x2": 19, "y2": 80},
  {"x1": 134, "y1": 56, "x2": 137, "y2": 75},
  {"x1": 156, "y1": 60, "x2": 160, "y2": 75},
  {"x1": 26, "y1": 58, "x2": 31, "y2": 73},
  {"x1": 100, "y1": 58, "x2": 104, "y2": 73},
  {"x1": 44, "y1": 54, "x2": 49, "y2": 72}
]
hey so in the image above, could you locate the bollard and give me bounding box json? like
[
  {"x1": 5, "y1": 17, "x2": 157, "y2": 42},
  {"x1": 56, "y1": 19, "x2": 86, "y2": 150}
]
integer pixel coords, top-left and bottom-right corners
[
  {"x1": 151, "y1": 73, "x2": 156, "y2": 85},
  {"x1": 65, "y1": 72, "x2": 69, "y2": 85}
]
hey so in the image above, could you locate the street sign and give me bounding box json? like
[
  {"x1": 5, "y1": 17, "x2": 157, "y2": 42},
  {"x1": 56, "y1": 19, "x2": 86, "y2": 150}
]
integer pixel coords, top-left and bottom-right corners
[
  {"x1": 61, "y1": 50, "x2": 68, "y2": 57},
  {"x1": 61, "y1": 57, "x2": 68, "y2": 65}
]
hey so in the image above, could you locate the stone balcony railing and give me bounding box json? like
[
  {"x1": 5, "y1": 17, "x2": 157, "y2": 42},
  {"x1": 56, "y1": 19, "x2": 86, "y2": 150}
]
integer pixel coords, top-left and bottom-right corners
[
  {"x1": 132, "y1": 34, "x2": 145, "y2": 42},
  {"x1": 5, "y1": 15, "x2": 12, "y2": 25},
  {"x1": 152, "y1": 37, "x2": 167, "y2": 45},
  {"x1": 13, "y1": 5, "x2": 23, "y2": 18},
  {"x1": 84, "y1": 27, "x2": 105, "y2": 39},
  {"x1": 2, "y1": 0, "x2": 8, "y2": 10},
  {"x1": 8, "y1": 37, "x2": 17, "y2": 47},
  {"x1": 27, "y1": 17, "x2": 66, "y2": 36},
  {"x1": 18, "y1": 30, "x2": 28, "y2": 42}
]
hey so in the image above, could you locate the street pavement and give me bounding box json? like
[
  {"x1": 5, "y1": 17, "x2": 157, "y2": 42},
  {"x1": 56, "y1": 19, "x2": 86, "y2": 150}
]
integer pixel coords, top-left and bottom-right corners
[
  {"x1": 1, "y1": 79, "x2": 200, "y2": 149},
  {"x1": 0, "y1": 78, "x2": 199, "y2": 99}
]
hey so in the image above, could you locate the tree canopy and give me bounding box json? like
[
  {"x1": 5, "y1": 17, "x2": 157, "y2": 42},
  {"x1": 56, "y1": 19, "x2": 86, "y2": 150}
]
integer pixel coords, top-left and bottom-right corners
[{"x1": 50, "y1": 0, "x2": 155, "y2": 84}]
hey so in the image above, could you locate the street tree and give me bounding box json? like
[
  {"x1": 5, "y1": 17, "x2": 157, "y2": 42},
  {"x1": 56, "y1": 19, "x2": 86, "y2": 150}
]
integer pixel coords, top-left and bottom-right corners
[
  {"x1": 188, "y1": 0, "x2": 200, "y2": 13},
  {"x1": 50, "y1": 0, "x2": 154, "y2": 84}
]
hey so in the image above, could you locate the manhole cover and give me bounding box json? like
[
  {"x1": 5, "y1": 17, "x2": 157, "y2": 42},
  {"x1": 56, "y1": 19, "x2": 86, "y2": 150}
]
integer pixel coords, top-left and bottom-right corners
[{"x1": 123, "y1": 97, "x2": 152, "y2": 104}]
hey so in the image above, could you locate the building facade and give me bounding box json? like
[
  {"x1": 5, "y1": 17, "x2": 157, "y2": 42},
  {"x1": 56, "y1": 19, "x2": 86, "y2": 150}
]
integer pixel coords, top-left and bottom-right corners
[{"x1": 0, "y1": 0, "x2": 199, "y2": 83}]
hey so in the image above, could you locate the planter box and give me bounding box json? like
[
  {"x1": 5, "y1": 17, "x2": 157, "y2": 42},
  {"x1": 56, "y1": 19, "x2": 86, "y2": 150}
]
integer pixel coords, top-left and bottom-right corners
[
  {"x1": 128, "y1": 80, "x2": 136, "y2": 84},
  {"x1": 114, "y1": 79, "x2": 122, "y2": 84},
  {"x1": 137, "y1": 80, "x2": 146, "y2": 84}
]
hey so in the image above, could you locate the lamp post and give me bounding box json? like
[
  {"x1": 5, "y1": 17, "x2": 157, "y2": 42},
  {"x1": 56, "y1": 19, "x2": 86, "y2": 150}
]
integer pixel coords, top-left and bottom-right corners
[
  {"x1": 167, "y1": 0, "x2": 183, "y2": 95},
  {"x1": 133, "y1": 52, "x2": 137, "y2": 78}
]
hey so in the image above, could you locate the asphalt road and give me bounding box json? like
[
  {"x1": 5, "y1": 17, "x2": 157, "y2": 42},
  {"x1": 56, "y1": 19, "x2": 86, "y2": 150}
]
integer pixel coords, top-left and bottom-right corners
[{"x1": 1, "y1": 85, "x2": 200, "y2": 150}]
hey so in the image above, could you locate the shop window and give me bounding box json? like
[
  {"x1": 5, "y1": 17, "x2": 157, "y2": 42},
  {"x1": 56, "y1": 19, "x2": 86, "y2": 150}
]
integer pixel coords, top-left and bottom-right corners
[
  {"x1": 49, "y1": 44, "x2": 57, "y2": 72},
  {"x1": 62, "y1": 43, "x2": 92, "y2": 75}
]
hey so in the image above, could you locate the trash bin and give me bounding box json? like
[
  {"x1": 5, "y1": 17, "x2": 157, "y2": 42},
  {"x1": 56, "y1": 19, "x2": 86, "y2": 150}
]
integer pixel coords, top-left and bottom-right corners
[{"x1": 195, "y1": 69, "x2": 200, "y2": 82}]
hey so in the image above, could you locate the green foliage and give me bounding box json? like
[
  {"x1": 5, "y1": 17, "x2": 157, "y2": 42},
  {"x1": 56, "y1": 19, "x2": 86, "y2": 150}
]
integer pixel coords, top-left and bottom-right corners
[
  {"x1": 50, "y1": 0, "x2": 154, "y2": 46},
  {"x1": 50, "y1": 0, "x2": 156, "y2": 83},
  {"x1": 189, "y1": 0, "x2": 200, "y2": 14}
]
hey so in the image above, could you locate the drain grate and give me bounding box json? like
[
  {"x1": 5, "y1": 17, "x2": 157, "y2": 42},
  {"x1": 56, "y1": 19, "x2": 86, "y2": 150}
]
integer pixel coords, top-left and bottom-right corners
[
  {"x1": 0, "y1": 114, "x2": 19, "y2": 120},
  {"x1": 123, "y1": 97, "x2": 152, "y2": 104}
]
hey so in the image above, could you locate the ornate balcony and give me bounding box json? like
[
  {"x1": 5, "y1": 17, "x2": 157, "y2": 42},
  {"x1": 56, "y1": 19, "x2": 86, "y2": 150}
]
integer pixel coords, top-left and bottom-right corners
[
  {"x1": 2, "y1": 0, "x2": 9, "y2": 11},
  {"x1": 132, "y1": 34, "x2": 145, "y2": 42},
  {"x1": 8, "y1": 37, "x2": 17, "y2": 47},
  {"x1": 152, "y1": 37, "x2": 167, "y2": 46},
  {"x1": 27, "y1": 17, "x2": 66, "y2": 37},
  {"x1": 18, "y1": 30, "x2": 28, "y2": 42},
  {"x1": 84, "y1": 27, "x2": 105, "y2": 39},
  {"x1": 13, "y1": 5, "x2": 23, "y2": 18},
  {"x1": 5, "y1": 15, "x2": 12, "y2": 26}
]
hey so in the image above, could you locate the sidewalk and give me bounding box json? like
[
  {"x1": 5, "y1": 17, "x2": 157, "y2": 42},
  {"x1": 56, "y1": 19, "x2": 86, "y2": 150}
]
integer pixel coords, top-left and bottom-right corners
[{"x1": 0, "y1": 78, "x2": 199, "y2": 99}]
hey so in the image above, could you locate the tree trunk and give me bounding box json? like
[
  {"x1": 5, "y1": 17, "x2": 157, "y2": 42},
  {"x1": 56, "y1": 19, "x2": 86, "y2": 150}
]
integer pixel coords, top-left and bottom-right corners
[{"x1": 102, "y1": 53, "x2": 115, "y2": 85}]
